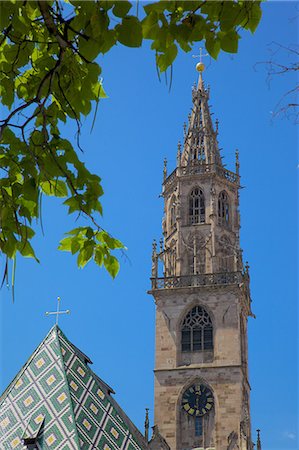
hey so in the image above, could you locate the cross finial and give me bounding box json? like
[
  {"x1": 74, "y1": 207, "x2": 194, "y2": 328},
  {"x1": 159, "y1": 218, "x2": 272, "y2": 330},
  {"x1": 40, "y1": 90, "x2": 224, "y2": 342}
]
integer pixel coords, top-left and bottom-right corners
[
  {"x1": 192, "y1": 47, "x2": 209, "y2": 63},
  {"x1": 192, "y1": 47, "x2": 209, "y2": 77},
  {"x1": 45, "y1": 297, "x2": 70, "y2": 325}
]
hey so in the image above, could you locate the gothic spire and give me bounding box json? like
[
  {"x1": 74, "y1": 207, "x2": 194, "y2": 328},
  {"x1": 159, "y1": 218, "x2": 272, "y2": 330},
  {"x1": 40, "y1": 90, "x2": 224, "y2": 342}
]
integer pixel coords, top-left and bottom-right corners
[
  {"x1": 181, "y1": 66, "x2": 222, "y2": 167},
  {"x1": 256, "y1": 429, "x2": 262, "y2": 450},
  {"x1": 144, "y1": 408, "x2": 149, "y2": 442}
]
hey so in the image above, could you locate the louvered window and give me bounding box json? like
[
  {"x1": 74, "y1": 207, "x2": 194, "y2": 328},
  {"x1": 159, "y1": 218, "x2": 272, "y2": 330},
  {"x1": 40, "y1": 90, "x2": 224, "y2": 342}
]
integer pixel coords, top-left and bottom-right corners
[
  {"x1": 189, "y1": 188, "x2": 205, "y2": 224},
  {"x1": 218, "y1": 190, "x2": 230, "y2": 226}
]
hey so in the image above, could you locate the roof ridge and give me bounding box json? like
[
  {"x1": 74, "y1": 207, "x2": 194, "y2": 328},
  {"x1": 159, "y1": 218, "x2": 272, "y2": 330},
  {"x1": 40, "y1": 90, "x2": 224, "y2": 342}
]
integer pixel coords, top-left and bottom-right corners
[
  {"x1": 54, "y1": 327, "x2": 81, "y2": 449},
  {"x1": 56, "y1": 327, "x2": 93, "y2": 365},
  {"x1": 57, "y1": 327, "x2": 116, "y2": 395}
]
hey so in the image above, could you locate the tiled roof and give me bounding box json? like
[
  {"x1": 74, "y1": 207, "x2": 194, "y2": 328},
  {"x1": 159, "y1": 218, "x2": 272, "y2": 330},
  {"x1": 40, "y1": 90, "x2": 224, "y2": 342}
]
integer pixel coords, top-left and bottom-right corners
[{"x1": 0, "y1": 326, "x2": 148, "y2": 449}]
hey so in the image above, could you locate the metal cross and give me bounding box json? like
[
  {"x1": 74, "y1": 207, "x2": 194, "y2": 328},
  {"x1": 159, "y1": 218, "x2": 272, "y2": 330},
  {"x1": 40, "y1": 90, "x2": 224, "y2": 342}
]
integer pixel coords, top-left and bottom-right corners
[
  {"x1": 45, "y1": 297, "x2": 70, "y2": 325},
  {"x1": 192, "y1": 47, "x2": 208, "y2": 63}
]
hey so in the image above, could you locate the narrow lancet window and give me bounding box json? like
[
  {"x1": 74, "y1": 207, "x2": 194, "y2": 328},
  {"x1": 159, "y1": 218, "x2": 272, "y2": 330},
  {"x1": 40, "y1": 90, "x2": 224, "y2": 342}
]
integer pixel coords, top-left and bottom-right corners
[
  {"x1": 181, "y1": 306, "x2": 213, "y2": 352},
  {"x1": 218, "y1": 190, "x2": 230, "y2": 227},
  {"x1": 188, "y1": 234, "x2": 205, "y2": 275},
  {"x1": 189, "y1": 188, "x2": 205, "y2": 224},
  {"x1": 170, "y1": 205, "x2": 176, "y2": 228},
  {"x1": 195, "y1": 416, "x2": 203, "y2": 436},
  {"x1": 169, "y1": 195, "x2": 176, "y2": 231}
]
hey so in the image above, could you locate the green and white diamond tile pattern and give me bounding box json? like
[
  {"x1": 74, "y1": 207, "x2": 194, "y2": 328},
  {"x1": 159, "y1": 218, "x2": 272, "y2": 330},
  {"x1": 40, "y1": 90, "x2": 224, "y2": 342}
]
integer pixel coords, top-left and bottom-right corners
[
  {"x1": 0, "y1": 326, "x2": 147, "y2": 449},
  {"x1": 58, "y1": 328, "x2": 146, "y2": 450},
  {"x1": 0, "y1": 328, "x2": 79, "y2": 449}
]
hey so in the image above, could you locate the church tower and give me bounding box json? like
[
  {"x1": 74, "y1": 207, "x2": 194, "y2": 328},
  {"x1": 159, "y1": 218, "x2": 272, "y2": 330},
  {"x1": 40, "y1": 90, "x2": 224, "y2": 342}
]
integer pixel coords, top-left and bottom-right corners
[{"x1": 149, "y1": 64, "x2": 253, "y2": 450}]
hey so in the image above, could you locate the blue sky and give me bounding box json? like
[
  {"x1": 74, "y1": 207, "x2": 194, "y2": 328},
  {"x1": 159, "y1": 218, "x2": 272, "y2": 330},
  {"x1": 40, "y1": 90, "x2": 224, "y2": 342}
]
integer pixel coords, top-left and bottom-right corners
[{"x1": 1, "y1": 2, "x2": 297, "y2": 449}]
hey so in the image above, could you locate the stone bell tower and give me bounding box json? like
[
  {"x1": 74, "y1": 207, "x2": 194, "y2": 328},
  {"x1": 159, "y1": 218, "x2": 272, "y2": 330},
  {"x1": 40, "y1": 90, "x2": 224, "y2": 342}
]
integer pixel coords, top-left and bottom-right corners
[{"x1": 149, "y1": 65, "x2": 253, "y2": 450}]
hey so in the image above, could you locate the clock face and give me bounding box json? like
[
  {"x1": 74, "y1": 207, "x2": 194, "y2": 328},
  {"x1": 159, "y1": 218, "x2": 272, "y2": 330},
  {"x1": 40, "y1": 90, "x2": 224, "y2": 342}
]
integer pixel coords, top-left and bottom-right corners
[{"x1": 182, "y1": 383, "x2": 214, "y2": 416}]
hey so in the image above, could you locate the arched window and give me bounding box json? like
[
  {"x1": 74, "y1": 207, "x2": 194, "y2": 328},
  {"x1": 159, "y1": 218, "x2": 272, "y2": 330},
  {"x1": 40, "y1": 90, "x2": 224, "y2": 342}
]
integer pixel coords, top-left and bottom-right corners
[
  {"x1": 218, "y1": 190, "x2": 230, "y2": 226},
  {"x1": 190, "y1": 135, "x2": 205, "y2": 162},
  {"x1": 181, "y1": 306, "x2": 213, "y2": 352},
  {"x1": 189, "y1": 188, "x2": 205, "y2": 224}
]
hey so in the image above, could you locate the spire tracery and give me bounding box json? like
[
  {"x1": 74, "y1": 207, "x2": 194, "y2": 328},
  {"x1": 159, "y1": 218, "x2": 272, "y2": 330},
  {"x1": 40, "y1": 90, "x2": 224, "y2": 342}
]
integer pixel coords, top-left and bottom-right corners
[{"x1": 181, "y1": 76, "x2": 222, "y2": 168}]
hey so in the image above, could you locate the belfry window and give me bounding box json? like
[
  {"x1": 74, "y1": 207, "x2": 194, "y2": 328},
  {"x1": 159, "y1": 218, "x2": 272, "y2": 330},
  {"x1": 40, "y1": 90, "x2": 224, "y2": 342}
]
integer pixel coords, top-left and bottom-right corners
[
  {"x1": 218, "y1": 190, "x2": 230, "y2": 226},
  {"x1": 181, "y1": 306, "x2": 213, "y2": 352},
  {"x1": 189, "y1": 188, "x2": 205, "y2": 224}
]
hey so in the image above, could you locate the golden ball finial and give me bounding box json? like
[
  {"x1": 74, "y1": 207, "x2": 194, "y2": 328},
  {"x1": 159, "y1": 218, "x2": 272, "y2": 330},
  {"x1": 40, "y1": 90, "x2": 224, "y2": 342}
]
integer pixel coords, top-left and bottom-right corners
[{"x1": 196, "y1": 62, "x2": 205, "y2": 72}]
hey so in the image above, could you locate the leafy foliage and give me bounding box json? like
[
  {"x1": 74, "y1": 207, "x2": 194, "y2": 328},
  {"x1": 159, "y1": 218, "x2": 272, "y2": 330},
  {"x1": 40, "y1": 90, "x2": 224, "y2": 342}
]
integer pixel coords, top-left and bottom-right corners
[{"x1": 0, "y1": 0, "x2": 262, "y2": 285}]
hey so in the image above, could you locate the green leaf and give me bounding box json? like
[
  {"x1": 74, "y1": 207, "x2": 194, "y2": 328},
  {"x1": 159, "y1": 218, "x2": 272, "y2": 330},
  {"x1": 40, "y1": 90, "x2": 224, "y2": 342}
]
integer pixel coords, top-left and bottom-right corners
[
  {"x1": 142, "y1": 11, "x2": 159, "y2": 39},
  {"x1": 205, "y1": 34, "x2": 221, "y2": 59},
  {"x1": 20, "y1": 225, "x2": 35, "y2": 239},
  {"x1": 40, "y1": 180, "x2": 68, "y2": 197},
  {"x1": 0, "y1": 77, "x2": 14, "y2": 108},
  {"x1": 150, "y1": 26, "x2": 169, "y2": 52},
  {"x1": 200, "y1": 2, "x2": 222, "y2": 19},
  {"x1": 247, "y1": 2, "x2": 262, "y2": 33},
  {"x1": 65, "y1": 227, "x2": 85, "y2": 236},
  {"x1": 77, "y1": 249, "x2": 87, "y2": 268},
  {"x1": 58, "y1": 236, "x2": 73, "y2": 251},
  {"x1": 0, "y1": 1, "x2": 17, "y2": 29},
  {"x1": 71, "y1": 237, "x2": 81, "y2": 255},
  {"x1": 104, "y1": 254, "x2": 120, "y2": 278},
  {"x1": 77, "y1": 242, "x2": 94, "y2": 268},
  {"x1": 92, "y1": 81, "x2": 107, "y2": 100},
  {"x1": 16, "y1": 83, "x2": 29, "y2": 100},
  {"x1": 185, "y1": 14, "x2": 205, "y2": 42},
  {"x1": 144, "y1": 1, "x2": 170, "y2": 14},
  {"x1": 113, "y1": 1, "x2": 132, "y2": 18},
  {"x1": 30, "y1": 130, "x2": 44, "y2": 146},
  {"x1": 173, "y1": 24, "x2": 192, "y2": 52},
  {"x1": 23, "y1": 178, "x2": 37, "y2": 200},
  {"x1": 18, "y1": 240, "x2": 39, "y2": 261},
  {"x1": 90, "y1": 10, "x2": 105, "y2": 38},
  {"x1": 96, "y1": 231, "x2": 123, "y2": 249},
  {"x1": 17, "y1": 198, "x2": 37, "y2": 216},
  {"x1": 94, "y1": 246, "x2": 104, "y2": 266},
  {"x1": 85, "y1": 227, "x2": 94, "y2": 239},
  {"x1": 219, "y1": 3, "x2": 243, "y2": 32},
  {"x1": 93, "y1": 30, "x2": 117, "y2": 54},
  {"x1": 3, "y1": 236, "x2": 17, "y2": 259},
  {"x1": 116, "y1": 16, "x2": 143, "y2": 47},
  {"x1": 84, "y1": 240, "x2": 95, "y2": 258},
  {"x1": 63, "y1": 196, "x2": 81, "y2": 214},
  {"x1": 78, "y1": 35, "x2": 102, "y2": 61},
  {"x1": 156, "y1": 43, "x2": 178, "y2": 72},
  {"x1": 218, "y1": 30, "x2": 239, "y2": 54}
]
